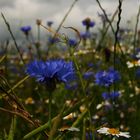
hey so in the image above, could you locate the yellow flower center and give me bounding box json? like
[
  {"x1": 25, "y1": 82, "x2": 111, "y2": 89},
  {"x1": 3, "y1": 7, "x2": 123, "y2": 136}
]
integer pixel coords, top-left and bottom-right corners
[
  {"x1": 25, "y1": 97, "x2": 34, "y2": 104},
  {"x1": 107, "y1": 128, "x2": 120, "y2": 135},
  {"x1": 132, "y1": 61, "x2": 138, "y2": 65}
]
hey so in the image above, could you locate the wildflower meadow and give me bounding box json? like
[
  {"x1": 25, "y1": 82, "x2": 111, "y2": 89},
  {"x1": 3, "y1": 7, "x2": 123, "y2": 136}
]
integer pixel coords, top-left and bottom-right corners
[{"x1": 0, "y1": 0, "x2": 140, "y2": 139}]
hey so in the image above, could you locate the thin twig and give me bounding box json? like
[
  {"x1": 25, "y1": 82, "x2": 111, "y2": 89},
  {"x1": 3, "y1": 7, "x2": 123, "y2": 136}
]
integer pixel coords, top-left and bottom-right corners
[
  {"x1": 40, "y1": 24, "x2": 62, "y2": 38},
  {"x1": 96, "y1": 0, "x2": 116, "y2": 34},
  {"x1": 54, "y1": 0, "x2": 78, "y2": 37},
  {"x1": 96, "y1": 0, "x2": 126, "y2": 60},
  {"x1": 133, "y1": 5, "x2": 140, "y2": 54},
  {"x1": 96, "y1": 0, "x2": 123, "y2": 66},
  {"x1": 97, "y1": 7, "x2": 118, "y2": 50},
  {"x1": 114, "y1": 0, "x2": 123, "y2": 68},
  {"x1": 112, "y1": 0, "x2": 123, "y2": 95},
  {"x1": 0, "y1": 55, "x2": 6, "y2": 63},
  {"x1": 46, "y1": 0, "x2": 78, "y2": 55},
  {"x1": 7, "y1": 76, "x2": 30, "y2": 94},
  {"x1": 0, "y1": 80, "x2": 49, "y2": 138},
  {"x1": 0, "y1": 75, "x2": 28, "y2": 109},
  {"x1": 0, "y1": 75, "x2": 25, "y2": 110},
  {"x1": 0, "y1": 107, "x2": 34, "y2": 125},
  {"x1": 1, "y1": 13, "x2": 25, "y2": 64},
  {"x1": 96, "y1": 0, "x2": 123, "y2": 54}
]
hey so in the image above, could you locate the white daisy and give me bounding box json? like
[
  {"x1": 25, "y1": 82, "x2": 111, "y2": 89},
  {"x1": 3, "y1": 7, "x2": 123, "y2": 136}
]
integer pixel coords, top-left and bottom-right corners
[
  {"x1": 97, "y1": 127, "x2": 131, "y2": 138},
  {"x1": 126, "y1": 60, "x2": 140, "y2": 68}
]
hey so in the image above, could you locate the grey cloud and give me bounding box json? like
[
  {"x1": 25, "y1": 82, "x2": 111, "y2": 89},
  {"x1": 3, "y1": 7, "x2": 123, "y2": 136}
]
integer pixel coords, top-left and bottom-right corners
[
  {"x1": 0, "y1": 0, "x2": 139, "y2": 41},
  {"x1": 32, "y1": 0, "x2": 62, "y2": 3},
  {"x1": 0, "y1": 0, "x2": 16, "y2": 8}
]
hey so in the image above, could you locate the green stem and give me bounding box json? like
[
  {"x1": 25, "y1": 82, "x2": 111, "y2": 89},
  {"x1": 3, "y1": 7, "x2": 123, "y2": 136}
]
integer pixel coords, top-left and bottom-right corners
[
  {"x1": 8, "y1": 75, "x2": 30, "y2": 94},
  {"x1": 70, "y1": 50, "x2": 94, "y2": 140},
  {"x1": 35, "y1": 43, "x2": 41, "y2": 59},
  {"x1": 49, "y1": 93, "x2": 52, "y2": 130},
  {"x1": 36, "y1": 25, "x2": 41, "y2": 59},
  {"x1": 82, "y1": 119, "x2": 86, "y2": 140},
  {"x1": 8, "y1": 115, "x2": 17, "y2": 140},
  {"x1": 38, "y1": 25, "x2": 40, "y2": 43},
  {"x1": 26, "y1": 36, "x2": 33, "y2": 60},
  {"x1": 71, "y1": 53, "x2": 85, "y2": 94}
]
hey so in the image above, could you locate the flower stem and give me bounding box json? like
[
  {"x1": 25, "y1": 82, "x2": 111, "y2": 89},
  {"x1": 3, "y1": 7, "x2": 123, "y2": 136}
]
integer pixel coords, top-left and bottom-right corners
[
  {"x1": 49, "y1": 93, "x2": 52, "y2": 130},
  {"x1": 71, "y1": 54, "x2": 85, "y2": 94},
  {"x1": 38, "y1": 25, "x2": 40, "y2": 43},
  {"x1": 133, "y1": 5, "x2": 140, "y2": 54},
  {"x1": 36, "y1": 25, "x2": 41, "y2": 59},
  {"x1": 82, "y1": 119, "x2": 86, "y2": 140}
]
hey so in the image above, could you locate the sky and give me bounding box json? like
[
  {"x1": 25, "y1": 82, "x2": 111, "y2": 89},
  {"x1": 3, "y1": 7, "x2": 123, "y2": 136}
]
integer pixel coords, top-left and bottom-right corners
[{"x1": 0, "y1": 0, "x2": 139, "y2": 41}]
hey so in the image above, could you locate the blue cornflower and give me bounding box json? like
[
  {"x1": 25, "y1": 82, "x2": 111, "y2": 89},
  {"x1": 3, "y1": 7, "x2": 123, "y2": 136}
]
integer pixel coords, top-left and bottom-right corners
[
  {"x1": 88, "y1": 63, "x2": 94, "y2": 68},
  {"x1": 95, "y1": 68, "x2": 121, "y2": 87},
  {"x1": 82, "y1": 17, "x2": 95, "y2": 28},
  {"x1": 82, "y1": 17, "x2": 95, "y2": 31},
  {"x1": 86, "y1": 131, "x2": 93, "y2": 140},
  {"x1": 136, "y1": 68, "x2": 140, "y2": 78},
  {"x1": 47, "y1": 21, "x2": 53, "y2": 27},
  {"x1": 26, "y1": 59, "x2": 76, "y2": 91},
  {"x1": 80, "y1": 32, "x2": 91, "y2": 39},
  {"x1": 65, "y1": 81, "x2": 78, "y2": 90},
  {"x1": 135, "y1": 48, "x2": 140, "y2": 53},
  {"x1": 131, "y1": 48, "x2": 140, "y2": 60},
  {"x1": 98, "y1": 12, "x2": 111, "y2": 26},
  {"x1": 83, "y1": 71, "x2": 94, "y2": 80},
  {"x1": 87, "y1": 61, "x2": 102, "y2": 69},
  {"x1": 20, "y1": 26, "x2": 31, "y2": 35},
  {"x1": 102, "y1": 91, "x2": 120, "y2": 100},
  {"x1": 48, "y1": 36, "x2": 59, "y2": 44},
  {"x1": 68, "y1": 38, "x2": 77, "y2": 47}
]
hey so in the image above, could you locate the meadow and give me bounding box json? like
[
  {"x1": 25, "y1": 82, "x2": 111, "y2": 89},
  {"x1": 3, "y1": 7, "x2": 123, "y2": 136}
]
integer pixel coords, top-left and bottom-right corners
[{"x1": 0, "y1": 0, "x2": 140, "y2": 139}]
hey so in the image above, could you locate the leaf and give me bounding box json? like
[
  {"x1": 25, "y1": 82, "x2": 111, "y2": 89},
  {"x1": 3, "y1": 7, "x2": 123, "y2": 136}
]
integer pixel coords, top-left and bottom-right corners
[{"x1": 8, "y1": 116, "x2": 17, "y2": 140}]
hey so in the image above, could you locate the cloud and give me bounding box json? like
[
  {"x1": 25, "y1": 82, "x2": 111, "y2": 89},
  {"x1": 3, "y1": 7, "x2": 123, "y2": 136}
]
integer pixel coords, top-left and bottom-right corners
[
  {"x1": 0, "y1": 0, "x2": 16, "y2": 8},
  {"x1": 0, "y1": 0, "x2": 139, "y2": 41}
]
